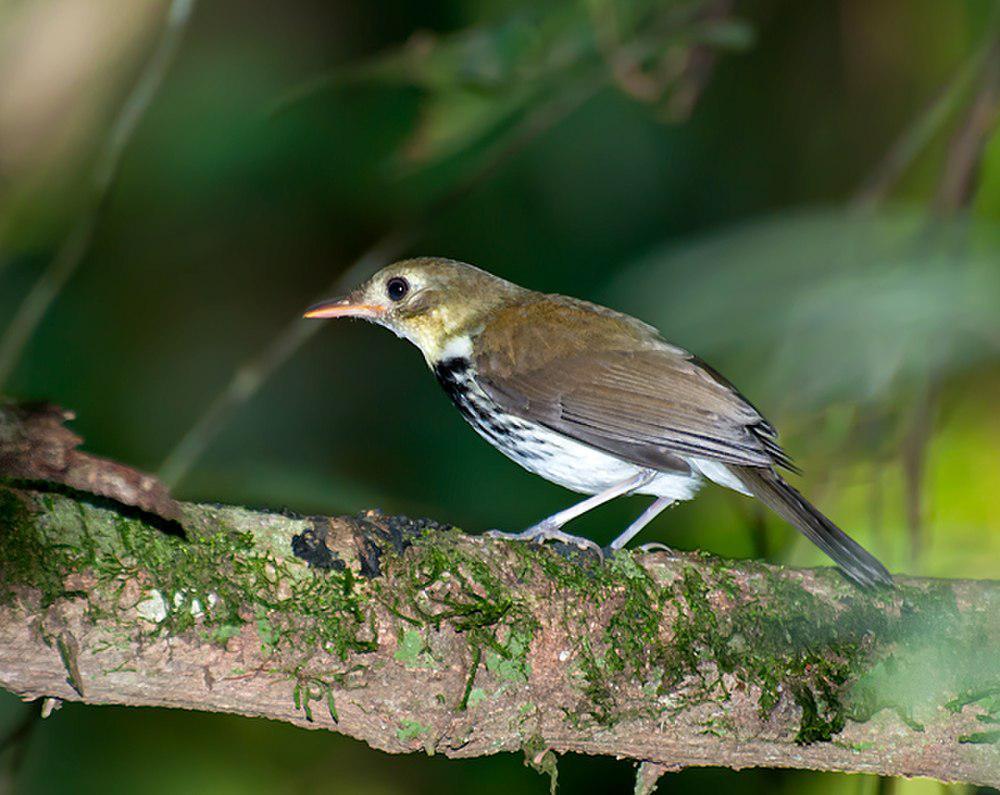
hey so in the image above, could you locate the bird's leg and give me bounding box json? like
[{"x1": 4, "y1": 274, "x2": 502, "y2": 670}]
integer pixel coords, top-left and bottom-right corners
[
  {"x1": 485, "y1": 471, "x2": 655, "y2": 555},
  {"x1": 526, "y1": 471, "x2": 656, "y2": 531},
  {"x1": 607, "y1": 496, "x2": 675, "y2": 553}
]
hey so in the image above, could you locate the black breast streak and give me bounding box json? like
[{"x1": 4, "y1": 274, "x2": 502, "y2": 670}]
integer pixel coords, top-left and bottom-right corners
[
  {"x1": 433, "y1": 357, "x2": 545, "y2": 462},
  {"x1": 433, "y1": 356, "x2": 477, "y2": 421}
]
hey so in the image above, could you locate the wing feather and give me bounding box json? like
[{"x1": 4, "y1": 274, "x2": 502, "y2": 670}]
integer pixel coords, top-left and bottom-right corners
[{"x1": 475, "y1": 300, "x2": 796, "y2": 472}]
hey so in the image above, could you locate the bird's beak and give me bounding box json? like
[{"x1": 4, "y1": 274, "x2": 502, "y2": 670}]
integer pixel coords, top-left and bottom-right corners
[{"x1": 303, "y1": 296, "x2": 384, "y2": 320}]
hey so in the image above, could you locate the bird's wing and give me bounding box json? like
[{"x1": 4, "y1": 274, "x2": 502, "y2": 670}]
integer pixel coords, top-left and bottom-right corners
[{"x1": 474, "y1": 298, "x2": 795, "y2": 473}]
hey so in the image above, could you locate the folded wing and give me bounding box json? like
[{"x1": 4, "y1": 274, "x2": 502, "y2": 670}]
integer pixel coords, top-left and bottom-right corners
[{"x1": 474, "y1": 299, "x2": 794, "y2": 473}]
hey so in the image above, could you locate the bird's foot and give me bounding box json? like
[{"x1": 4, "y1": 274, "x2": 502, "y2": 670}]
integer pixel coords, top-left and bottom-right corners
[
  {"x1": 635, "y1": 542, "x2": 675, "y2": 554},
  {"x1": 597, "y1": 541, "x2": 676, "y2": 558},
  {"x1": 485, "y1": 523, "x2": 605, "y2": 562}
]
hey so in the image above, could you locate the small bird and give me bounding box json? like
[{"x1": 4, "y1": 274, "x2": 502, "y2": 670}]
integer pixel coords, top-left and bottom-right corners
[{"x1": 305, "y1": 257, "x2": 892, "y2": 588}]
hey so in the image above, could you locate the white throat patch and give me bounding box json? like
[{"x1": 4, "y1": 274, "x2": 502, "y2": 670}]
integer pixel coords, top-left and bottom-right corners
[{"x1": 438, "y1": 334, "x2": 473, "y2": 360}]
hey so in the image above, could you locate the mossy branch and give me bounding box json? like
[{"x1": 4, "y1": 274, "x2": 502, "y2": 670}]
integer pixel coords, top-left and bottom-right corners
[{"x1": 0, "y1": 485, "x2": 998, "y2": 787}]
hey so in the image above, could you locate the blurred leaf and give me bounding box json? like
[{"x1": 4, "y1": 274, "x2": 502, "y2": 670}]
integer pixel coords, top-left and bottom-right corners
[
  {"x1": 399, "y1": 86, "x2": 534, "y2": 168},
  {"x1": 283, "y1": 6, "x2": 586, "y2": 95},
  {"x1": 607, "y1": 207, "x2": 1000, "y2": 413},
  {"x1": 696, "y1": 17, "x2": 754, "y2": 49}
]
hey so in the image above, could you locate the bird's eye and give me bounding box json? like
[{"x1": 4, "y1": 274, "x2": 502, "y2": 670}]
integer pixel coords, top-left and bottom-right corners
[{"x1": 386, "y1": 276, "x2": 409, "y2": 302}]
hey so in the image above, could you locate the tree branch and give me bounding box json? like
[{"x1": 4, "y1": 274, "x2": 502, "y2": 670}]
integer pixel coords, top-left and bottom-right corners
[{"x1": 0, "y1": 483, "x2": 997, "y2": 787}]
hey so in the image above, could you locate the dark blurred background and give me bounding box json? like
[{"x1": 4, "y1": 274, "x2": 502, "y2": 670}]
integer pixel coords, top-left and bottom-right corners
[{"x1": 1, "y1": 0, "x2": 998, "y2": 792}]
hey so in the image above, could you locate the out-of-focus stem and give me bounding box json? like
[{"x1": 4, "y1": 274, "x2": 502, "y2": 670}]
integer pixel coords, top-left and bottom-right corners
[
  {"x1": 933, "y1": 41, "x2": 1000, "y2": 214},
  {"x1": 0, "y1": 0, "x2": 198, "y2": 389},
  {"x1": 852, "y1": 5, "x2": 1000, "y2": 209}
]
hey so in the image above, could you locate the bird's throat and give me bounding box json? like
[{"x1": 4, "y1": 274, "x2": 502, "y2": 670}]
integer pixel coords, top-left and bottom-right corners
[{"x1": 424, "y1": 333, "x2": 474, "y2": 369}]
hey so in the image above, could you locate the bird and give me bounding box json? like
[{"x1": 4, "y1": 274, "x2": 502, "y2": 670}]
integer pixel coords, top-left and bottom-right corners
[{"x1": 304, "y1": 257, "x2": 893, "y2": 588}]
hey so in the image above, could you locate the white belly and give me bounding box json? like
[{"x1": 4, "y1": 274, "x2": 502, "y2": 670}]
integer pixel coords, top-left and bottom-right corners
[{"x1": 500, "y1": 421, "x2": 704, "y2": 501}]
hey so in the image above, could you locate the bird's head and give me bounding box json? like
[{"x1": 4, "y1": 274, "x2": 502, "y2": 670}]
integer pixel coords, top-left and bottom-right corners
[{"x1": 304, "y1": 257, "x2": 524, "y2": 364}]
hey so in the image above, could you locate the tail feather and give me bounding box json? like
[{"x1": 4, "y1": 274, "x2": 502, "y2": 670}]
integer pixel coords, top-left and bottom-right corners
[{"x1": 730, "y1": 466, "x2": 893, "y2": 589}]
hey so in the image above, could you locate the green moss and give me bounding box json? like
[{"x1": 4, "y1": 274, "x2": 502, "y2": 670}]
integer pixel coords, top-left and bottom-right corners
[
  {"x1": 7, "y1": 486, "x2": 994, "y2": 752},
  {"x1": 793, "y1": 683, "x2": 844, "y2": 744},
  {"x1": 376, "y1": 530, "x2": 517, "y2": 632},
  {"x1": 504, "y1": 543, "x2": 893, "y2": 741},
  {"x1": 396, "y1": 719, "x2": 430, "y2": 743},
  {"x1": 372, "y1": 529, "x2": 538, "y2": 705},
  {"x1": 255, "y1": 608, "x2": 280, "y2": 650},
  {"x1": 292, "y1": 677, "x2": 338, "y2": 723},
  {"x1": 698, "y1": 715, "x2": 736, "y2": 737},
  {"x1": 658, "y1": 564, "x2": 903, "y2": 743},
  {"x1": 459, "y1": 646, "x2": 483, "y2": 710},
  {"x1": 668, "y1": 568, "x2": 729, "y2": 689},
  {"x1": 834, "y1": 740, "x2": 875, "y2": 753},
  {"x1": 113, "y1": 512, "x2": 375, "y2": 661},
  {"x1": 485, "y1": 626, "x2": 532, "y2": 684},
  {"x1": 958, "y1": 730, "x2": 1000, "y2": 744},
  {"x1": 209, "y1": 623, "x2": 242, "y2": 644},
  {"x1": 505, "y1": 544, "x2": 660, "y2": 726},
  {"x1": 945, "y1": 688, "x2": 1000, "y2": 714},
  {"x1": 0, "y1": 490, "x2": 86, "y2": 606},
  {"x1": 55, "y1": 633, "x2": 84, "y2": 697},
  {"x1": 522, "y1": 735, "x2": 558, "y2": 795},
  {"x1": 848, "y1": 582, "x2": 1000, "y2": 732},
  {"x1": 605, "y1": 555, "x2": 664, "y2": 676},
  {"x1": 4, "y1": 490, "x2": 545, "y2": 732},
  {"x1": 395, "y1": 628, "x2": 437, "y2": 668},
  {"x1": 0, "y1": 488, "x2": 379, "y2": 669}
]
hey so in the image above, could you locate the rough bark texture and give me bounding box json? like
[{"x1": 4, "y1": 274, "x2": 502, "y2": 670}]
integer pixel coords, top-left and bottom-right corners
[
  {"x1": 0, "y1": 485, "x2": 997, "y2": 787},
  {"x1": 0, "y1": 403, "x2": 181, "y2": 521}
]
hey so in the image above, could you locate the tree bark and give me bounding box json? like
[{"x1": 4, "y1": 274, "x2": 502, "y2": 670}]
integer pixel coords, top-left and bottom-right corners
[{"x1": 0, "y1": 484, "x2": 997, "y2": 787}]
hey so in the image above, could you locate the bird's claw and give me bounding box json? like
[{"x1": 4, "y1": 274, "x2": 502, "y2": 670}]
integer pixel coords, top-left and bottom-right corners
[
  {"x1": 597, "y1": 541, "x2": 675, "y2": 558},
  {"x1": 484, "y1": 525, "x2": 605, "y2": 562},
  {"x1": 635, "y1": 542, "x2": 674, "y2": 554}
]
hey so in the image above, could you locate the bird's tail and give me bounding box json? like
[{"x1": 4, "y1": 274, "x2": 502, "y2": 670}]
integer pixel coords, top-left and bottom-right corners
[{"x1": 729, "y1": 465, "x2": 893, "y2": 589}]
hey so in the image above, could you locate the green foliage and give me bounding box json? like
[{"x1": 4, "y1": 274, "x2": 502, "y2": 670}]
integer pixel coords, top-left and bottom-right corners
[{"x1": 281, "y1": 0, "x2": 753, "y2": 175}]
